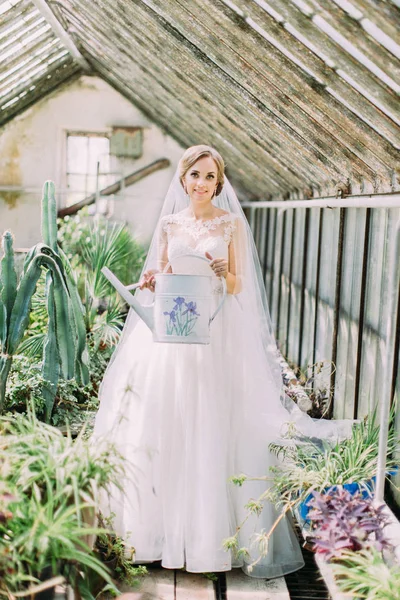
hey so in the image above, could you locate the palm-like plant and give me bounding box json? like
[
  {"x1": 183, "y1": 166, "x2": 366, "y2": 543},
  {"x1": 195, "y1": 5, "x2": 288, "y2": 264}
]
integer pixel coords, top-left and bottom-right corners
[
  {"x1": 57, "y1": 212, "x2": 145, "y2": 349},
  {"x1": 0, "y1": 182, "x2": 89, "y2": 421}
]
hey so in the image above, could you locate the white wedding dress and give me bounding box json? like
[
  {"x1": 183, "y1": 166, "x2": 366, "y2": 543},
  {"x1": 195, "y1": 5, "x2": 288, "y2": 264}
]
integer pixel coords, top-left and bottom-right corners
[{"x1": 92, "y1": 211, "x2": 306, "y2": 578}]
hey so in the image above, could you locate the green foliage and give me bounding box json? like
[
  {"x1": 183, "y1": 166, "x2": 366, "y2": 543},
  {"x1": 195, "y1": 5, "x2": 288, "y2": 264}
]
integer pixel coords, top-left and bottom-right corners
[
  {"x1": 333, "y1": 547, "x2": 400, "y2": 600},
  {"x1": 267, "y1": 402, "x2": 398, "y2": 506},
  {"x1": 6, "y1": 202, "x2": 144, "y2": 424},
  {"x1": 57, "y1": 210, "x2": 145, "y2": 349},
  {"x1": 4, "y1": 346, "x2": 110, "y2": 428},
  {"x1": 223, "y1": 403, "x2": 399, "y2": 575},
  {"x1": 95, "y1": 513, "x2": 148, "y2": 588},
  {"x1": 0, "y1": 409, "x2": 127, "y2": 597},
  {"x1": 0, "y1": 182, "x2": 90, "y2": 421}
]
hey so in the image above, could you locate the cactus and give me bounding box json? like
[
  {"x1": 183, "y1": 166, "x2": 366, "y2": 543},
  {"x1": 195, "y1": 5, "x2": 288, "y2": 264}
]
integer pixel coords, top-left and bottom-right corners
[{"x1": 0, "y1": 181, "x2": 89, "y2": 420}]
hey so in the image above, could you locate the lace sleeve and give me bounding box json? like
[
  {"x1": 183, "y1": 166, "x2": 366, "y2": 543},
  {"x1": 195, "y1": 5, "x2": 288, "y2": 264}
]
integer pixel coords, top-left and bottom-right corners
[
  {"x1": 157, "y1": 216, "x2": 169, "y2": 272},
  {"x1": 228, "y1": 216, "x2": 246, "y2": 295}
]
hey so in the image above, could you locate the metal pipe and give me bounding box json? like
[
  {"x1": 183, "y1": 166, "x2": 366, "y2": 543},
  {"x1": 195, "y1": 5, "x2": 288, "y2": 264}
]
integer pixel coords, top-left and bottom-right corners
[
  {"x1": 242, "y1": 193, "x2": 400, "y2": 210},
  {"x1": 31, "y1": 0, "x2": 91, "y2": 72},
  {"x1": 375, "y1": 219, "x2": 400, "y2": 503}
]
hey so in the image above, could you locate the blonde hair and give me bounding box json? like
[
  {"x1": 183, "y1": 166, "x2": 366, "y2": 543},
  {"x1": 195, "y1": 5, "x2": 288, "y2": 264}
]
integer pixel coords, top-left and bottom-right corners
[{"x1": 178, "y1": 145, "x2": 225, "y2": 196}]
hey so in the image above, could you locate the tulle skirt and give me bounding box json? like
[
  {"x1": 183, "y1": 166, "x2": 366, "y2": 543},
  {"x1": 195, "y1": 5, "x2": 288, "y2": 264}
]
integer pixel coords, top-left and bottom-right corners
[{"x1": 92, "y1": 294, "x2": 305, "y2": 578}]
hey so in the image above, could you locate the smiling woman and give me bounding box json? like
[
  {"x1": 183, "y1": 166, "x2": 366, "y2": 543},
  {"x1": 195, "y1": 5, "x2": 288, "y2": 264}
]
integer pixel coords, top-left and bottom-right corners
[{"x1": 91, "y1": 144, "x2": 353, "y2": 579}]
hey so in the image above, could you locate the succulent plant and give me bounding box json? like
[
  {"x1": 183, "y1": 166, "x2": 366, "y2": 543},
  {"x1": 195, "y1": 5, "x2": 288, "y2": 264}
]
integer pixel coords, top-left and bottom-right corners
[
  {"x1": 307, "y1": 487, "x2": 393, "y2": 560},
  {"x1": 0, "y1": 182, "x2": 89, "y2": 420}
]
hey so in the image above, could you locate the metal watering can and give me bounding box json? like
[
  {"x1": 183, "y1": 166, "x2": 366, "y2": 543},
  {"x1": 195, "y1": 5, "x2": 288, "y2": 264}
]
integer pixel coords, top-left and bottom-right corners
[{"x1": 101, "y1": 255, "x2": 226, "y2": 344}]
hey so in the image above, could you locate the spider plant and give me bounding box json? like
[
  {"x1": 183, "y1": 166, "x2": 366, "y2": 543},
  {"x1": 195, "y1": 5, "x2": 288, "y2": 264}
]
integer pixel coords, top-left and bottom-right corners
[
  {"x1": 0, "y1": 407, "x2": 129, "y2": 598},
  {"x1": 223, "y1": 402, "x2": 399, "y2": 574},
  {"x1": 332, "y1": 547, "x2": 400, "y2": 600}
]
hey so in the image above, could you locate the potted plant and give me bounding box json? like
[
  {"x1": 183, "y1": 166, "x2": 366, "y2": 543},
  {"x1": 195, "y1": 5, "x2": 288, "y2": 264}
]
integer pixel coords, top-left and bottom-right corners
[
  {"x1": 0, "y1": 407, "x2": 128, "y2": 598},
  {"x1": 332, "y1": 547, "x2": 400, "y2": 599},
  {"x1": 224, "y1": 402, "x2": 399, "y2": 573},
  {"x1": 306, "y1": 488, "x2": 400, "y2": 600},
  {"x1": 87, "y1": 512, "x2": 147, "y2": 595}
]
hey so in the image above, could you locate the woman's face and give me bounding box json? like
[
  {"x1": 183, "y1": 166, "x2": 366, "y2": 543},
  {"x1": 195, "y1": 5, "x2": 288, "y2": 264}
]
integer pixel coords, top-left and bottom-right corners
[{"x1": 183, "y1": 156, "x2": 219, "y2": 205}]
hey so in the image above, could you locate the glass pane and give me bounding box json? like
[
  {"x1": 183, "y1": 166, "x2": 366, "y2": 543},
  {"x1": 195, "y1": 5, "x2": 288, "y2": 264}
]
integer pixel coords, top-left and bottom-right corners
[
  {"x1": 87, "y1": 137, "x2": 110, "y2": 174},
  {"x1": 67, "y1": 136, "x2": 88, "y2": 174},
  {"x1": 334, "y1": 208, "x2": 366, "y2": 419},
  {"x1": 288, "y1": 209, "x2": 305, "y2": 364}
]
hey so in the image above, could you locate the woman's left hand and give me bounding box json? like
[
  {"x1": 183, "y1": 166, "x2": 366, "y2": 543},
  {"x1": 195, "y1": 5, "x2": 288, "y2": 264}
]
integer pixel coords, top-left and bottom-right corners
[{"x1": 205, "y1": 252, "x2": 228, "y2": 278}]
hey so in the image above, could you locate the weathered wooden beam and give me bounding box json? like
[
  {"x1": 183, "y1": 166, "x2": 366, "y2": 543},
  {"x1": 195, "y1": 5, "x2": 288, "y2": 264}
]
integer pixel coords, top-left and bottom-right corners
[
  {"x1": 135, "y1": 0, "x2": 372, "y2": 177},
  {"x1": 0, "y1": 38, "x2": 66, "y2": 97},
  {"x1": 0, "y1": 62, "x2": 82, "y2": 128},
  {"x1": 31, "y1": 0, "x2": 91, "y2": 72},
  {"x1": 82, "y1": 1, "x2": 321, "y2": 189},
  {"x1": 0, "y1": 30, "x2": 58, "y2": 77},
  {"x1": 313, "y1": 0, "x2": 400, "y2": 85},
  {"x1": 143, "y1": 0, "x2": 399, "y2": 168},
  {"x1": 0, "y1": 0, "x2": 35, "y2": 29},
  {"x1": 62, "y1": 0, "x2": 346, "y2": 193},
  {"x1": 339, "y1": 0, "x2": 400, "y2": 44},
  {"x1": 226, "y1": 570, "x2": 290, "y2": 599},
  {"x1": 231, "y1": 0, "x2": 400, "y2": 139},
  {"x1": 55, "y1": 7, "x2": 290, "y2": 196},
  {"x1": 58, "y1": 158, "x2": 172, "y2": 217},
  {"x1": 175, "y1": 571, "x2": 214, "y2": 600},
  {"x1": 32, "y1": 0, "x2": 400, "y2": 198}
]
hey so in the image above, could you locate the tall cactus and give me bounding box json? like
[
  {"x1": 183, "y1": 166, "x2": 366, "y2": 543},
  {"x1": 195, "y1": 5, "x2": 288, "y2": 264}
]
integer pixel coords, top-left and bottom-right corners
[{"x1": 0, "y1": 181, "x2": 89, "y2": 420}]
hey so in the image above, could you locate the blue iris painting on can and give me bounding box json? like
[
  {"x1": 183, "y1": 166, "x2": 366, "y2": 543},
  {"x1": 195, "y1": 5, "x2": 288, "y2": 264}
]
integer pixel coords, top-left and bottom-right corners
[{"x1": 163, "y1": 296, "x2": 200, "y2": 336}]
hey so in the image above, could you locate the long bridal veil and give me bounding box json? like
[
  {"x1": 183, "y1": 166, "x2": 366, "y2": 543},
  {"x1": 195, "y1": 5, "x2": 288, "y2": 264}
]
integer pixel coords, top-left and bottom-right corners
[
  {"x1": 93, "y1": 167, "x2": 354, "y2": 446},
  {"x1": 90, "y1": 164, "x2": 357, "y2": 579}
]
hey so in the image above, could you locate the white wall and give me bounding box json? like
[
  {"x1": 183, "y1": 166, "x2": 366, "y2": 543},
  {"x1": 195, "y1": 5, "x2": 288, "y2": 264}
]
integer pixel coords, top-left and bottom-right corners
[{"x1": 0, "y1": 75, "x2": 184, "y2": 248}]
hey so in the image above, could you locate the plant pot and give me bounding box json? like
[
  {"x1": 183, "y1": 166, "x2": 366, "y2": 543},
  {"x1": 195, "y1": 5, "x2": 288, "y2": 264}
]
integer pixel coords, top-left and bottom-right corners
[
  {"x1": 296, "y1": 468, "x2": 399, "y2": 529},
  {"x1": 84, "y1": 556, "x2": 117, "y2": 596},
  {"x1": 27, "y1": 568, "x2": 58, "y2": 600}
]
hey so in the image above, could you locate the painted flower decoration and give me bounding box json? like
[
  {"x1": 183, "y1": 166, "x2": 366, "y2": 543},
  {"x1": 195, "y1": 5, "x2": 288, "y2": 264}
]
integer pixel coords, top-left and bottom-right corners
[
  {"x1": 173, "y1": 297, "x2": 186, "y2": 311},
  {"x1": 163, "y1": 297, "x2": 200, "y2": 336},
  {"x1": 163, "y1": 310, "x2": 176, "y2": 323},
  {"x1": 182, "y1": 301, "x2": 200, "y2": 316}
]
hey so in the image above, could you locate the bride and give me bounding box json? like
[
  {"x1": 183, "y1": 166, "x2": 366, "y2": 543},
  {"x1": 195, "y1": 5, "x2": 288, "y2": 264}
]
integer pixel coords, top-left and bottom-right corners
[{"x1": 91, "y1": 144, "x2": 351, "y2": 578}]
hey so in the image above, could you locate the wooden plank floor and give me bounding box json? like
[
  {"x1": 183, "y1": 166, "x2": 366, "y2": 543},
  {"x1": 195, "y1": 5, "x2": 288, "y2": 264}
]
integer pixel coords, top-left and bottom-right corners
[
  {"x1": 226, "y1": 570, "x2": 290, "y2": 600},
  {"x1": 118, "y1": 567, "x2": 290, "y2": 600},
  {"x1": 118, "y1": 567, "x2": 214, "y2": 600},
  {"x1": 56, "y1": 566, "x2": 291, "y2": 599}
]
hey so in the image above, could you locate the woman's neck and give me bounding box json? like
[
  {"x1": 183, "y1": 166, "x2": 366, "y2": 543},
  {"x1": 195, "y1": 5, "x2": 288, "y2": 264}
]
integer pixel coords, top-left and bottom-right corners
[{"x1": 189, "y1": 202, "x2": 216, "y2": 221}]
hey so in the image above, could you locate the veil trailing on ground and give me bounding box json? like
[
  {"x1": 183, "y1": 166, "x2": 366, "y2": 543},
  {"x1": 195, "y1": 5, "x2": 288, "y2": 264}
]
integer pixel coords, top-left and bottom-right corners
[{"x1": 96, "y1": 168, "x2": 354, "y2": 445}]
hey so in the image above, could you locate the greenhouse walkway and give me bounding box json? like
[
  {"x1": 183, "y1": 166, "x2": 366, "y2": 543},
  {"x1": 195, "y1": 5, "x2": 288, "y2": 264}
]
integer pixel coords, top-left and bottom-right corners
[{"x1": 116, "y1": 566, "x2": 289, "y2": 600}]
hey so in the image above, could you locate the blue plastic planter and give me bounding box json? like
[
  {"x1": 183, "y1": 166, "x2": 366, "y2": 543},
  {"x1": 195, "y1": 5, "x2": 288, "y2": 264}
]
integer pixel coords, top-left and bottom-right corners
[{"x1": 297, "y1": 467, "x2": 399, "y2": 524}]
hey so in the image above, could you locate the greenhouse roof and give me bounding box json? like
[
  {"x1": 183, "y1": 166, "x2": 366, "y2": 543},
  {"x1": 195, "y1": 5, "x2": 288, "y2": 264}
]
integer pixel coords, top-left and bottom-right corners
[{"x1": 1, "y1": 0, "x2": 400, "y2": 198}]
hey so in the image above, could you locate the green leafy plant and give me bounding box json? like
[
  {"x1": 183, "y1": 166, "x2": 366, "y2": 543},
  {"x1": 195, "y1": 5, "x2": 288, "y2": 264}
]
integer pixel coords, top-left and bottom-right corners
[
  {"x1": 94, "y1": 512, "x2": 147, "y2": 589},
  {"x1": 4, "y1": 346, "x2": 110, "y2": 428},
  {"x1": 57, "y1": 211, "x2": 145, "y2": 350},
  {"x1": 0, "y1": 408, "x2": 127, "y2": 598},
  {"x1": 0, "y1": 182, "x2": 89, "y2": 421},
  {"x1": 223, "y1": 402, "x2": 399, "y2": 574},
  {"x1": 332, "y1": 547, "x2": 400, "y2": 600}
]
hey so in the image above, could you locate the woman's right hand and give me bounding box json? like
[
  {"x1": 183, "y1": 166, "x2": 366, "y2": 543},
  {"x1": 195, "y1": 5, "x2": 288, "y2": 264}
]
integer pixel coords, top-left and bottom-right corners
[{"x1": 139, "y1": 269, "x2": 159, "y2": 291}]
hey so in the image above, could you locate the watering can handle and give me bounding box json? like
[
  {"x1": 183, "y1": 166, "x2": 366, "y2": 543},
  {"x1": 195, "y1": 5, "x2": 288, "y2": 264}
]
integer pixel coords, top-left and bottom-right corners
[{"x1": 163, "y1": 254, "x2": 227, "y2": 324}]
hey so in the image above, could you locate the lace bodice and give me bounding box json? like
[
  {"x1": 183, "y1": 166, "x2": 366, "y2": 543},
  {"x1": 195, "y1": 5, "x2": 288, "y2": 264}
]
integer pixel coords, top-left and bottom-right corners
[{"x1": 158, "y1": 212, "x2": 238, "y2": 276}]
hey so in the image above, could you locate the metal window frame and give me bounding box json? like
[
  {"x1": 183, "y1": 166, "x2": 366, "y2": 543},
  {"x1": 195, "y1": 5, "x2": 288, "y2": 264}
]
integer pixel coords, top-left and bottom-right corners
[{"x1": 247, "y1": 193, "x2": 400, "y2": 503}]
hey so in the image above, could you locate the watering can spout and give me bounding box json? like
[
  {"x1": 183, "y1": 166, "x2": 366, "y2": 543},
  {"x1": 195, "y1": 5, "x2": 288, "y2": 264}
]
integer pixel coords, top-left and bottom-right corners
[{"x1": 101, "y1": 267, "x2": 154, "y2": 332}]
